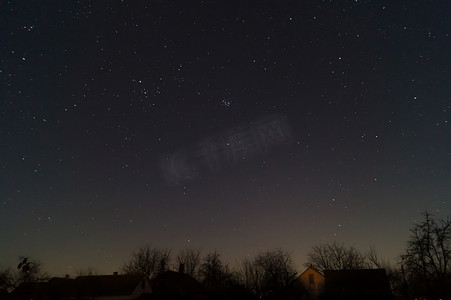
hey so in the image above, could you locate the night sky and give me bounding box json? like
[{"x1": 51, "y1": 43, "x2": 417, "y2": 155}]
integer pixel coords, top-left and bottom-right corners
[{"x1": 1, "y1": 0, "x2": 450, "y2": 277}]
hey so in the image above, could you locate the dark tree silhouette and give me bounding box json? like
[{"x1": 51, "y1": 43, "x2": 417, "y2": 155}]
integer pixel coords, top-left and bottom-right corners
[
  {"x1": 367, "y1": 246, "x2": 403, "y2": 296},
  {"x1": 122, "y1": 245, "x2": 172, "y2": 279},
  {"x1": 0, "y1": 267, "x2": 14, "y2": 291},
  {"x1": 198, "y1": 251, "x2": 234, "y2": 292},
  {"x1": 237, "y1": 257, "x2": 264, "y2": 297},
  {"x1": 175, "y1": 248, "x2": 201, "y2": 278},
  {"x1": 254, "y1": 248, "x2": 297, "y2": 297},
  {"x1": 237, "y1": 249, "x2": 296, "y2": 298},
  {"x1": 16, "y1": 257, "x2": 47, "y2": 284},
  {"x1": 402, "y1": 212, "x2": 451, "y2": 299},
  {"x1": 305, "y1": 241, "x2": 367, "y2": 273}
]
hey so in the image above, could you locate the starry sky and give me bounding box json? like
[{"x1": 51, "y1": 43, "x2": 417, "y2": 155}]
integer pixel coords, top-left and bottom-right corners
[{"x1": 1, "y1": 0, "x2": 450, "y2": 277}]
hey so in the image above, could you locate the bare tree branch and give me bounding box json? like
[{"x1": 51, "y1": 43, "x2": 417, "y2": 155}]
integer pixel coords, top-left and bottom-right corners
[
  {"x1": 122, "y1": 244, "x2": 172, "y2": 279},
  {"x1": 175, "y1": 248, "x2": 201, "y2": 278},
  {"x1": 402, "y1": 212, "x2": 451, "y2": 298},
  {"x1": 305, "y1": 242, "x2": 367, "y2": 273}
]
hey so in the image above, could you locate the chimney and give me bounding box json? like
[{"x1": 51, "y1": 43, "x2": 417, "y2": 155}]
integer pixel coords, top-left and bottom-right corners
[
  {"x1": 65, "y1": 274, "x2": 70, "y2": 279},
  {"x1": 178, "y1": 263, "x2": 185, "y2": 274},
  {"x1": 113, "y1": 272, "x2": 118, "y2": 276}
]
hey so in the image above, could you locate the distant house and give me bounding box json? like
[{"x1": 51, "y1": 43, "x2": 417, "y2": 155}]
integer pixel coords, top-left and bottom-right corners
[
  {"x1": 11, "y1": 273, "x2": 152, "y2": 300},
  {"x1": 70, "y1": 273, "x2": 152, "y2": 300},
  {"x1": 292, "y1": 266, "x2": 325, "y2": 299},
  {"x1": 149, "y1": 270, "x2": 208, "y2": 299},
  {"x1": 323, "y1": 269, "x2": 392, "y2": 300}
]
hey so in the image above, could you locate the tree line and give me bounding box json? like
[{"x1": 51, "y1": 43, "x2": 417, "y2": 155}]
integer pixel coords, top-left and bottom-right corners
[{"x1": 1, "y1": 212, "x2": 450, "y2": 299}]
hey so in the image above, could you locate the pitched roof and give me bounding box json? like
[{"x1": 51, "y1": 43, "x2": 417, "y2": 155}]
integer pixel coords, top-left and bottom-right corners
[
  {"x1": 150, "y1": 270, "x2": 207, "y2": 299},
  {"x1": 74, "y1": 274, "x2": 148, "y2": 297},
  {"x1": 298, "y1": 266, "x2": 324, "y2": 278},
  {"x1": 47, "y1": 277, "x2": 77, "y2": 294},
  {"x1": 11, "y1": 274, "x2": 149, "y2": 299}
]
